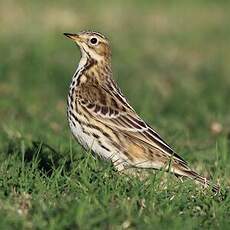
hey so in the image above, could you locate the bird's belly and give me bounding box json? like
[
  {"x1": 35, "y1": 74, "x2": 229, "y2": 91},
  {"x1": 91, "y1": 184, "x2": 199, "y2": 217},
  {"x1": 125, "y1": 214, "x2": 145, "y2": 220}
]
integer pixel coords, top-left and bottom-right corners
[
  {"x1": 69, "y1": 119, "x2": 91, "y2": 150},
  {"x1": 68, "y1": 114, "x2": 114, "y2": 161}
]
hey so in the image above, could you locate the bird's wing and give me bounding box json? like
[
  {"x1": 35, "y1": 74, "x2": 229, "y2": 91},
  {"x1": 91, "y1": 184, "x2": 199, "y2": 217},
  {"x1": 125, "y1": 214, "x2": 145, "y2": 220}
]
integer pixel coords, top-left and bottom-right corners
[{"x1": 77, "y1": 82, "x2": 187, "y2": 165}]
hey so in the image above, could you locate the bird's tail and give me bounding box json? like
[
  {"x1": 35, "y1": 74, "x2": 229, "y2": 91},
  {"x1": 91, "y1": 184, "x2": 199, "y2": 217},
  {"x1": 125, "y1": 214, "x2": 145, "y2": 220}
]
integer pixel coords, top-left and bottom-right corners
[{"x1": 172, "y1": 164, "x2": 220, "y2": 193}]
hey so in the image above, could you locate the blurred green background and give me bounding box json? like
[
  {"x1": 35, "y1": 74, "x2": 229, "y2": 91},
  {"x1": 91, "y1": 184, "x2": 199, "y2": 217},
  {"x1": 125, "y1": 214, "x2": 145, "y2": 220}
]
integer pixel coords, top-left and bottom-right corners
[{"x1": 0, "y1": 0, "x2": 230, "y2": 229}]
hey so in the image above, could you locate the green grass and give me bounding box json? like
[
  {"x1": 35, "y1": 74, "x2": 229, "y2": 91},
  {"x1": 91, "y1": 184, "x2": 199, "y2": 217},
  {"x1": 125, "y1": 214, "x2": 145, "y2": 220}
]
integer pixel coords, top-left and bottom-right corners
[{"x1": 0, "y1": 0, "x2": 230, "y2": 229}]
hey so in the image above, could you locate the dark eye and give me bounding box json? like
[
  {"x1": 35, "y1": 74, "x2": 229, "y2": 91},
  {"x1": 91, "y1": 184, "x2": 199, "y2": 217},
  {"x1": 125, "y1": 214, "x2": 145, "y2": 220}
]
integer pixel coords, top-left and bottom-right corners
[{"x1": 90, "y1": 37, "x2": 98, "y2": 45}]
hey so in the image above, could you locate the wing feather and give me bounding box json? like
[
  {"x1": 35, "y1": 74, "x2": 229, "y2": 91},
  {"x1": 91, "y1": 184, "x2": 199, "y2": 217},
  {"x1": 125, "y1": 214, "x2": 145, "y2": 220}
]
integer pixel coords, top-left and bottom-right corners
[{"x1": 77, "y1": 83, "x2": 187, "y2": 165}]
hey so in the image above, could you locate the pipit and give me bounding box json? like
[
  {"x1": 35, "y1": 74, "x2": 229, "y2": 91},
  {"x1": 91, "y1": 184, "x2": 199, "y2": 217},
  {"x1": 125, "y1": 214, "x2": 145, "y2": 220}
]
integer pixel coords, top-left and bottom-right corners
[{"x1": 64, "y1": 31, "x2": 219, "y2": 192}]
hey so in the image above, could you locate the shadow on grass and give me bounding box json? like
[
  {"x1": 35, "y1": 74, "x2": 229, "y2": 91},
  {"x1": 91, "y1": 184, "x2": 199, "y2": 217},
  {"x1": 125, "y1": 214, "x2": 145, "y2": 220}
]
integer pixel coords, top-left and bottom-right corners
[{"x1": 5, "y1": 140, "x2": 72, "y2": 177}]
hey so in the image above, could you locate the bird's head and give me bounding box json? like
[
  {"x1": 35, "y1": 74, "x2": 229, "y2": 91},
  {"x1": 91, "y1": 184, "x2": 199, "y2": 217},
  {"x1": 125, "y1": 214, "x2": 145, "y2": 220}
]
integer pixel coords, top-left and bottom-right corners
[{"x1": 64, "y1": 31, "x2": 111, "y2": 63}]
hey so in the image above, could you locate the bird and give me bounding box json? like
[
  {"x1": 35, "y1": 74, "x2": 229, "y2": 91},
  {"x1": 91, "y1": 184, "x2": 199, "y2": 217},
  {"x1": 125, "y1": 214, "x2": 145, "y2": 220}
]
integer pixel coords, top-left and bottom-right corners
[{"x1": 63, "y1": 31, "x2": 219, "y2": 193}]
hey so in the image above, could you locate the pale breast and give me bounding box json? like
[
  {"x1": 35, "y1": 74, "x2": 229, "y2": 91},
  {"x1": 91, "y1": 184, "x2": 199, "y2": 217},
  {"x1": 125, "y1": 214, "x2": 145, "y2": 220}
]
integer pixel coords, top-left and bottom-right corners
[{"x1": 67, "y1": 106, "x2": 117, "y2": 162}]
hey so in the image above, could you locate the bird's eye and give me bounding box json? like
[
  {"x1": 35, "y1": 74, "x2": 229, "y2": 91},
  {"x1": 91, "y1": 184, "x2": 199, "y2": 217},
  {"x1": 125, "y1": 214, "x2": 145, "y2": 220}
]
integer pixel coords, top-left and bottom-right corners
[{"x1": 90, "y1": 37, "x2": 98, "y2": 45}]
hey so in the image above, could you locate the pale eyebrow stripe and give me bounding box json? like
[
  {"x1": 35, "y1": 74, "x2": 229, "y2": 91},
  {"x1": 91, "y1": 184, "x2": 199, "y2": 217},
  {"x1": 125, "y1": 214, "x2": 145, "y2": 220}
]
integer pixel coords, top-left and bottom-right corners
[{"x1": 92, "y1": 32, "x2": 105, "y2": 39}]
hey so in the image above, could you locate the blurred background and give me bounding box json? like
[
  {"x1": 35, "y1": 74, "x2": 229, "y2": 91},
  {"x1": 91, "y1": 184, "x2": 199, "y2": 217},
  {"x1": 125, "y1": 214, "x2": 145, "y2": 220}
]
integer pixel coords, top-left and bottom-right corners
[{"x1": 0, "y1": 0, "x2": 230, "y2": 162}]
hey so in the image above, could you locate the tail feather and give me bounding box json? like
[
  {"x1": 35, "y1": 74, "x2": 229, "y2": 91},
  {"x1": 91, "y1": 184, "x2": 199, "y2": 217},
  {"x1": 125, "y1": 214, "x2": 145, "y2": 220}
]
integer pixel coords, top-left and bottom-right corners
[
  {"x1": 185, "y1": 170, "x2": 220, "y2": 193},
  {"x1": 173, "y1": 165, "x2": 220, "y2": 193}
]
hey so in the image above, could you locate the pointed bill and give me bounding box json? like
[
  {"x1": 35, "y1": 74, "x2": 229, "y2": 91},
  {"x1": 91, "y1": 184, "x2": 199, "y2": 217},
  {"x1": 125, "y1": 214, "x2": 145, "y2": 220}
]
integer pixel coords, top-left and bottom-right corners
[{"x1": 63, "y1": 33, "x2": 81, "y2": 42}]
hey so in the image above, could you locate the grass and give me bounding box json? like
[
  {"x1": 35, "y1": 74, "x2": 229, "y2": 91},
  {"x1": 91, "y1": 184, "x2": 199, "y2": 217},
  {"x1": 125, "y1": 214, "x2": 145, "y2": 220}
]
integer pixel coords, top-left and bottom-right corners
[{"x1": 0, "y1": 0, "x2": 230, "y2": 229}]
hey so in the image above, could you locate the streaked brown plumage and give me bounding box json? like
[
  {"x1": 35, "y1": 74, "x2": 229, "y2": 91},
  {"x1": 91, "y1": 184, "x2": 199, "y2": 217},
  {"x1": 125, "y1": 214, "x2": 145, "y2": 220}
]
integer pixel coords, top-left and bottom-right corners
[{"x1": 64, "y1": 31, "x2": 219, "y2": 192}]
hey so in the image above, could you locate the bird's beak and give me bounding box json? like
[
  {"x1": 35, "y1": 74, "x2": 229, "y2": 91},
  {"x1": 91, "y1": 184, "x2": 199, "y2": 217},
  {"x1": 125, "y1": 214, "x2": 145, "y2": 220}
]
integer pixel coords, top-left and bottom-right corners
[{"x1": 63, "y1": 33, "x2": 81, "y2": 43}]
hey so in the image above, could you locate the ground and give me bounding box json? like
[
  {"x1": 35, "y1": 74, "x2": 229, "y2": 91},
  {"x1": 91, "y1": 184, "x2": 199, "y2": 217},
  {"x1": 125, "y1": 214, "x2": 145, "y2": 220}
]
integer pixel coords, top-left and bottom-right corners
[{"x1": 0, "y1": 0, "x2": 230, "y2": 229}]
